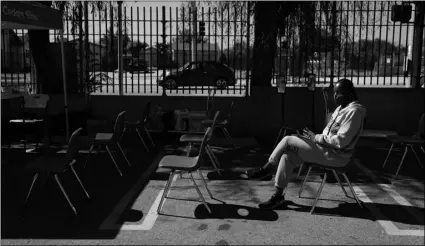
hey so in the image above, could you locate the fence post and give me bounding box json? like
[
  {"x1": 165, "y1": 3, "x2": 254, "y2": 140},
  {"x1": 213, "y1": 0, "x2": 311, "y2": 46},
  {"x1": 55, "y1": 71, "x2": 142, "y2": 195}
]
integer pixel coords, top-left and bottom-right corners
[
  {"x1": 161, "y1": 6, "x2": 167, "y2": 96},
  {"x1": 118, "y1": 1, "x2": 124, "y2": 96},
  {"x1": 246, "y1": 1, "x2": 251, "y2": 97},
  {"x1": 330, "y1": 2, "x2": 337, "y2": 87},
  {"x1": 412, "y1": 1, "x2": 424, "y2": 88},
  {"x1": 191, "y1": 1, "x2": 197, "y2": 63}
]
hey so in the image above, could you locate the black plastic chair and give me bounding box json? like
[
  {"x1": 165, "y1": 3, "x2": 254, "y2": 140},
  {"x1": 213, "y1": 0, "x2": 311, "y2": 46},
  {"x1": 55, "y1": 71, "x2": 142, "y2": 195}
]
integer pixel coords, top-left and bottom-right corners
[
  {"x1": 179, "y1": 111, "x2": 222, "y2": 175},
  {"x1": 202, "y1": 101, "x2": 235, "y2": 148},
  {"x1": 22, "y1": 127, "x2": 90, "y2": 216},
  {"x1": 123, "y1": 101, "x2": 155, "y2": 152},
  {"x1": 157, "y1": 127, "x2": 214, "y2": 215},
  {"x1": 84, "y1": 111, "x2": 131, "y2": 176}
]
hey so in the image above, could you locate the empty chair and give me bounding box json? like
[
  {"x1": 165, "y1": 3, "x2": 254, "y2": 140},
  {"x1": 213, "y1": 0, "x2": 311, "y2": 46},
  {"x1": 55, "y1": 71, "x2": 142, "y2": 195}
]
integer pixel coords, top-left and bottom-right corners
[
  {"x1": 123, "y1": 101, "x2": 155, "y2": 152},
  {"x1": 157, "y1": 127, "x2": 214, "y2": 215},
  {"x1": 382, "y1": 113, "x2": 424, "y2": 179},
  {"x1": 22, "y1": 127, "x2": 90, "y2": 216},
  {"x1": 8, "y1": 94, "x2": 50, "y2": 150},
  {"x1": 298, "y1": 160, "x2": 363, "y2": 214},
  {"x1": 179, "y1": 111, "x2": 222, "y2": 175},
  {"x1": 84, "y1": 111, "x2": 131, "y2": 176},
  {"x1": 202, "y1": 101, "x2": 235, "y2": 148}
]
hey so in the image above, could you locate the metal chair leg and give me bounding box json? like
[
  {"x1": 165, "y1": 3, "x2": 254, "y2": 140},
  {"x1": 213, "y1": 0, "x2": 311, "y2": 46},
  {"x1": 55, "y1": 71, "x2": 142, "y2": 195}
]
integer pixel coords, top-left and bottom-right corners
[
  {"x1": 341, "y1": 173, "x2": 363, "y2": 209},
  {"x1": 54, "y1": 174, "x2": 77, "y2": 216},
  {"x1": 382, "y1": 143, "x2": 394, "y2": 168},
  {"x1": 299, "y1": 166, "x2": 312, "y2": 197},
  {"x1": 206, "y1": 146, "x2": 221, "y2": 175},
  {"x1": 70, "y1": 164, "x2": 90, "y2": 199},
  {"x1": 310, "y1": 172, "x2": 327, "y2": 214},
  {"x1": 395, "y1": 146, "x2": 409, "y2": 179},
  {"x1": 106, "y1": 145, "x2": 123, "y2": 176},
  {"x1": 144, "y1": 126, "x2": 155, "y2": 148},
  {"x1": 207, "y1": 145, "x2": 221, "y2": 169},
  {"x1": 222, "y1": 127, "x2": 235, "y2": 148},
  {"x1": 274, "y1": 127, "x2": 285, "y2": 149},
  {"x1": 189, "y1": 172, "x2": 212, "y2": 214},
  {"x1": 157, "y1": 170, "x2": 175, "y2": 214},
  {"x1": 331, "y1": 169, "x2": 350, "y2": 198},
  {"x1": 410, "y1": 145, "x2": 424, "y2": 168},
  {"x1": 117, "y1": 142, "x2": 131, "y2": 168},
  {"x1": 23, "y1": 173, "x2": 39, "y2": 205},
  {"x1": 198, "y1": 169, "x2": 213, "y2": 198},
  {"x1": 84, "y1": 144, "x2": 95, "y2": 169},
  {"x1": 136, "y1": 128, "x2": 149, "y2": 152},
  {"x1": 296, "y1": 163, "x2": 304, "y2": 180}
]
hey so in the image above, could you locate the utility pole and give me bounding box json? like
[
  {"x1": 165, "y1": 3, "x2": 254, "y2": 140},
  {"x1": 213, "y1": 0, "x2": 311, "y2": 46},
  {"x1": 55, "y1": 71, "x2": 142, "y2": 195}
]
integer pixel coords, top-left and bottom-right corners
[
  {"x1": 412, "y1": 1, "x2": 424, "y2": 88},
  {"x1": 191, "y1": 1, "x2": 197, "y2": 63}
]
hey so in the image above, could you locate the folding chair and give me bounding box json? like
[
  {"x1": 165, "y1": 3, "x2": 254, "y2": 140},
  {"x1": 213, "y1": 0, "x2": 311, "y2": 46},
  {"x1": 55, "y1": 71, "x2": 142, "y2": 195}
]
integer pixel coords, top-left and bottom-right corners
[
  {"x1": 382, "y1": 113, "x2": 424, "y2": 179},
  {"x1": 84, "y1": 111, "x2": 131, "y2": 177},
  {"x1": 157, "y1": 127, "x2": 214, "y2": 215},
  {"x1": 202, "y1": 101, "x2": 235, "y2": 148},
  {"x1": 179, "y1": 111, "x2": 222, "y2": 175},
  {"x1": 8, "y1": 94, "x2": 50, "y2": 150},
  {"x1": 22, "y1": 127, "x2": 90, "y2": 216},
  {"x1": 123, "y1": 101, "x2": 155, "y2": 152},
  {"x1": 298, "y1": 161, "x2": 363, "y2": 214}
]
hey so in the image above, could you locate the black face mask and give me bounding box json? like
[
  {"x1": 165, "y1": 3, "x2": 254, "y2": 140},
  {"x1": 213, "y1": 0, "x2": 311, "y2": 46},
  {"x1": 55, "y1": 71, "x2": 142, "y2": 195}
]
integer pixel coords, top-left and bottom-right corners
[{"x1": 334, "y1": 94, "x2": 351, "y2": 107}]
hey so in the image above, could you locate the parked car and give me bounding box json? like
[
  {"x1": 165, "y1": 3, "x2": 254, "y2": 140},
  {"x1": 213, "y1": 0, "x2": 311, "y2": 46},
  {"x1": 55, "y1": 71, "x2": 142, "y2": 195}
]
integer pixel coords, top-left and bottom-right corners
[{"x1": 158, "y1": 61, "x2": 236, "y2": 89}]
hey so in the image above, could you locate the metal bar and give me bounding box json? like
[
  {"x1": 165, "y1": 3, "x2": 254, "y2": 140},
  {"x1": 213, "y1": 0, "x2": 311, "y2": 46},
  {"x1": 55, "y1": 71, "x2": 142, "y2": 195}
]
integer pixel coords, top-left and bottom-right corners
[
  {"x1": 162, "y1": 6, "x2": 167, "y2": 96},
  {"x1": 358, "y1": 1, "x2": 363, "y2": 86},
  {"x1": 351, "y1": 2, "x2": 356, "y2": 81},
  {"x1": 137, "y1": 6, "x2": 140, "y2": 94},
  {"x1": 118, "y1": 1, "x2": 124, "y2": 96},
  {"x1": 364, "y1": 2, "x2": 370, "y2": 86},
  {"x1": 371, "y1": 1, "x2": 377, "y2": 86},
  {"x1": 383, "y1": 2, "x2": 391, "y2": 85},
  {"x1": 131, "y1": 6, "x2": 134, "y2": 93},
  {"x1": 143, "y1": 7, "x2": 146, "y2": 93},
  {"x1": 156, "y1": 7, "x2": 159, "y2": 94},
  {"x1": 376, "y1": 2, "x2": 384, "y2": 84}
]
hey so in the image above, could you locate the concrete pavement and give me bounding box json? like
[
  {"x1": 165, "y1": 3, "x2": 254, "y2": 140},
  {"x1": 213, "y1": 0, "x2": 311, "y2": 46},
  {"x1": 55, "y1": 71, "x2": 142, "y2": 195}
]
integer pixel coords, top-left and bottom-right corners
[{"x1": 1, "y1": 136, "x2": 424, "y2": 245}]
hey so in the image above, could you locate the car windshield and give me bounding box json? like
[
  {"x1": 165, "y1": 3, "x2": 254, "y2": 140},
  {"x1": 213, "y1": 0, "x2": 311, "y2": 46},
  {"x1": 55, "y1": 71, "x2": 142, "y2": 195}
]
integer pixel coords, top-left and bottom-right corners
[{"x1": 178, "y1": 63, "x2": 191, "y2": 72}]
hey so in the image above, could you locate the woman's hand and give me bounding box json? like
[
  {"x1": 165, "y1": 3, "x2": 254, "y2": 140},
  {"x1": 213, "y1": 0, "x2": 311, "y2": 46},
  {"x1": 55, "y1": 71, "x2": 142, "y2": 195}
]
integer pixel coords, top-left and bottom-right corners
[{"x1": 302, "y1": 127, "x2": 315, "y2": 141}]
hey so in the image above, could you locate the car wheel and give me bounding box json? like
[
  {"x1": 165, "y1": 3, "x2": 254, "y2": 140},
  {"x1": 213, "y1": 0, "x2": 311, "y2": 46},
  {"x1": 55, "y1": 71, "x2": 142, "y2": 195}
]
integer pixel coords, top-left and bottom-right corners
[
  {"x1": 165, "y1": 78, "x2": 177, "y2": 89},
  {"x1": 216, "y1": 78, "x2": 227, "y2": 89}
]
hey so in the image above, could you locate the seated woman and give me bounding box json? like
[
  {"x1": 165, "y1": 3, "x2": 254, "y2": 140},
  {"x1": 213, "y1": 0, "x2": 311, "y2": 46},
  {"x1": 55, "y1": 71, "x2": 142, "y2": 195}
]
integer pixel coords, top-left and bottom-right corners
[{"x1": 247, "y1": 79, "x2": 367, "y2": 210}]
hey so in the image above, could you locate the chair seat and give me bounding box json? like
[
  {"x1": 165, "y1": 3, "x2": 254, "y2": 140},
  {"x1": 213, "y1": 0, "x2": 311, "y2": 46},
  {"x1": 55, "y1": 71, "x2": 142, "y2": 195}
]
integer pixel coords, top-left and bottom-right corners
[
  {"x1": 158, "y1": 155, "x2": 199, "y2": 171},
  {"x1": 386, "y1": 135, "x2": 424, "y2": 144},
  {"x1": 9, "y1": 118, "x2": 43, "y2": 124},
  {"x1": 94, "y1": 133, "x2": 113, "y2": 143},
  {"x1": 125, "y1": 120, "x2": 141, "y2": 127},
  {"x1": 25, "y1": 155, "x2": 74, "y2": 173},
  {"x1": 180, "y1": 134, "x2": 203, "y2": 143},
  {"x1": 303, "y1": 162, "x2": 349, "y2": 173},
  {"x1": 202, "y1": 119, "x2": 227, "y2": 126}
]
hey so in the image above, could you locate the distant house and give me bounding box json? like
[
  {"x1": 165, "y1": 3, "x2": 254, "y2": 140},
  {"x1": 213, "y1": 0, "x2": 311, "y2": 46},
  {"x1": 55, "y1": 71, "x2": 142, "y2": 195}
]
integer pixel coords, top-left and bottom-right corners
[
  {"x1": 1, "y1": 30, "x2": 30, "y2": 72},
  {"x1": 139, "y1": 47, "x2": 158, "y2": 67},
  {"x1": 170, "y1": 42, "x2": 221, "y2": 67},
  {"x1": 68, "y1": 38, "x2": 107, "y2": 70}
]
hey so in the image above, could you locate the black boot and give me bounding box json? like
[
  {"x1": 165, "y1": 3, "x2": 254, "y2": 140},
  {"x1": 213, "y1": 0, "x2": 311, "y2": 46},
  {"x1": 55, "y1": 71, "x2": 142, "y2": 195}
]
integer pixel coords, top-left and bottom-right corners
[{"x1": 258, "y1": 192, "x2": 286, "y2": 210}]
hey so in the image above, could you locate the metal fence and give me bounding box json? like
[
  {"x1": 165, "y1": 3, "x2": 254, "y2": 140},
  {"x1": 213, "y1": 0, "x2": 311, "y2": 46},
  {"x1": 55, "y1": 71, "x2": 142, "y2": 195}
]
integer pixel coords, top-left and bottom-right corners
[
  {"x1": 272, "y1": 1, "x2": 424, "y2": 88},
  {"x1": 1, "y1": 1, "x2": 424, "y2": 96}
]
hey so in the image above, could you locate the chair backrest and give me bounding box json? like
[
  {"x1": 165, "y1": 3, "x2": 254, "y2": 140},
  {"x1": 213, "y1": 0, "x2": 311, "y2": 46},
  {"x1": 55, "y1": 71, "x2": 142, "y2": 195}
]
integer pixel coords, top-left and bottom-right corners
[
  {"x1": 66, "y1": 127, "x2": 84, "y2": 162},
  {"x1": 192, "y1": 127, "x2": 212, "y2": 169},
  {"x1": 112, "y1": 111, "x2": 126, "y2": 142},
  {"x1": 207, "y1": 110, "x2": 220, "y2": 142}
]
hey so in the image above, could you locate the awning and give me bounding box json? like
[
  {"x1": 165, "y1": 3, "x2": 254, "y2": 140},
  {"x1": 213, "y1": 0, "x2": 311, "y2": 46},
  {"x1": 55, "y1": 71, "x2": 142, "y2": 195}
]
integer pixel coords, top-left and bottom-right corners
[{"x1": 1, "y1": 1, "x2": 63, "y2": 30}]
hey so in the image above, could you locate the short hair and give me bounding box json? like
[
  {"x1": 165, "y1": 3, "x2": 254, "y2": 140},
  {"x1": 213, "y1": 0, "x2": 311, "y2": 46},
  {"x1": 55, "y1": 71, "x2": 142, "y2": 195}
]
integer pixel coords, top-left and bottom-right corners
[{"x1": 335, "y1": 79, "x2": 357, "y2": 100}]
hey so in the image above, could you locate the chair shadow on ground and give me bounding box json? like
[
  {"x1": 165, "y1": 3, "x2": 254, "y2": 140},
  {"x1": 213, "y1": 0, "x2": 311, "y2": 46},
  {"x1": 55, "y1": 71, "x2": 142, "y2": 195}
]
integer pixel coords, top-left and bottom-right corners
[
  {"x1": 275, "y1": 200, "x2": 424, "y2": 226},
  {"x1": 193, "y1": 203, "x2": 279, "y2": 221}
]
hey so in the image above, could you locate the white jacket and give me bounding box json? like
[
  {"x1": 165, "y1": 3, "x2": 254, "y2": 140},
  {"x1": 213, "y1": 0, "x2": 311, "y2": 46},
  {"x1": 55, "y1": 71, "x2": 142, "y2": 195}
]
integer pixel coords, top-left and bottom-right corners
[{"x1": 314, "y1": 101, "x2": 367, "y2": 161}]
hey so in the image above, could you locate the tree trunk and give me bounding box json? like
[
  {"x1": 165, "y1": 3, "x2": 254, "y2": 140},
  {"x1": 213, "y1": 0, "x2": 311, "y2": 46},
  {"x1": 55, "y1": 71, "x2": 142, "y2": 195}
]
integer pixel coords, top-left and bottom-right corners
[
  {"x1": 27, "y1": 1, "x2": 53, "y2": 94},
  {"x1": 251, "y1": 2, "x2": 278, "y2": 88}
]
